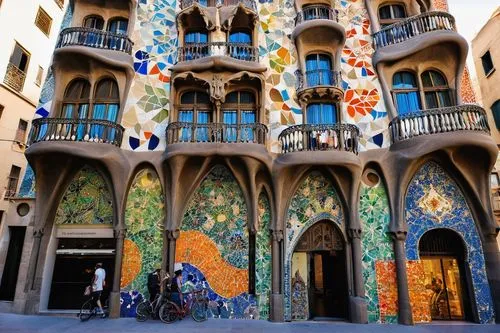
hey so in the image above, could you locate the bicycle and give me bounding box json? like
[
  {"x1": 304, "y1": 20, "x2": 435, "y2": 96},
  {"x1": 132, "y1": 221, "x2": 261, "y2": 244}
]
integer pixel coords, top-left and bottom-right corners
[
  {"x1": 159, "y1": 289, "x2": 209, "y2": 323},
  {"x1": 79, "y1": 293, "x2": 108, "y2": 322},
  {"x1": 136, "y1": 292, "x2": 167, "y2": 322}
]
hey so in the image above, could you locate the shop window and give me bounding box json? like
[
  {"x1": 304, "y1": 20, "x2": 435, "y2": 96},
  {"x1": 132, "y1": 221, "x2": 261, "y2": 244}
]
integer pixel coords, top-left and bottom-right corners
[
  {"x1": 481, "y1": 50, "x2": 494, "y2": 77},
  {"x1": 421, "y1": 70, "x2": 452, "y2": 109},
  {"x1": 306, "y1": 103, "x2": 337, "y2": 124},
  {"x1": 35, "y1": 6, "x2": 52, "y2": 36},
  {"x1": 305, "y1": 54, "x2": 332, "y2": 86},
  {"x1": 378, "y1": 3, "x2": 406, "y2": 28},
  {"x1": 392, "y1": 71, "x2": 421, "y2": 115}
]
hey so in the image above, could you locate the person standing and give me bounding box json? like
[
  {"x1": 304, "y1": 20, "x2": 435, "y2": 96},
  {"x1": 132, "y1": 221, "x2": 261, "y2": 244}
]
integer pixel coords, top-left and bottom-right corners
[
  {"x1": 147, "y1": 266, "x2": 161, "y2": 302},
  {"x1": 92, "y1": 262, "x2": 106, "y2": 317}
]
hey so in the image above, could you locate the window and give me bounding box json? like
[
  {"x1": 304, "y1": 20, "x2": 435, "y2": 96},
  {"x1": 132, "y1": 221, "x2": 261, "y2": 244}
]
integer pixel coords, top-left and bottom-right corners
[
  {"x1": 222, "y1": 91, "x2": 256, "y2": 141},
  {"x1": 14, "y1": 119, "x2": 28, "y2": 144},
  {"x1": 83, "y1": 15, "x2": 104, "y2": 30},
  {"x1": 184, "y1": 31, "x2": 209, "y2": 60},
  {"x1": 305, "y1": 54, "x2": 332, "y2": 86},
  {"x1": 108, "y1": 18, "x2": 128, "y2": 35},
  {"x1": 421, "y1": 70, "x2": 451, "y2": 109},
  {"x1": 302, "y1": 4, "x2": 332, "y2": 20},
  {"x1": 35, "y1": 7, "x2": 52, "y2": 36},
  {"x1": 5, "y1": 166, "x2": 21, "y2": 198},
  {"x1": 492, "y1": 100, "x2": 500, "y2": 130},
  {"x1": 481, "y1": 51, "x2": 495, "y2": 76},
  {"x1": 392, "y1": 71, "x2": 421, "y2": 114},
  {"x1": 307, "y1": 103, "x2": 337, "y2": 124},
  {"x1": 9, "y1": 43, "x2": 30, "y2": 73},
  {"x1": 0, "y1": 104, "x2": 4, "y2": 120},
  {"x1": 229, "y1": 30, "x2": 252, "y2": 60},
  {"x1": 490, "y1": 172, "x2": 499, "y2": 188},
  {"x1": 91, "y1": 79, "x2": 120, "y2": 140},
  {"x1": 179, "y1": 91, "x2": 211, "y2": 141},
  {"x1": 54, "y1": 0, "x2": 64, "y2": 9},
  {"x1": 35, "y1": 66, "x2": 44, "y2": 86},
  {"x1": 4, "y1": 43, "x2": 30, "y2": 91},
  {"x1": 61, "y1": 79, "x2": 91, "y2": 119},
  {"x1": 185, "y1": 31, "x2": 208, "y2": 43},
  {"x1": 379, "y1": 4, "x2": 406, "y2": 27}
]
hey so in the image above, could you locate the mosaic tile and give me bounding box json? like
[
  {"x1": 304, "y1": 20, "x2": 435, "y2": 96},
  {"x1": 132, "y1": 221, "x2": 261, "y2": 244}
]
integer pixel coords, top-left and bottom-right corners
[
  {"x1": 407, "y1": 260, "x2": 432, "y2": 323},
  {"x1": 375, "y1": 261, "x2": 398, "y2": 322},
  {"x1": 256, "y1": 193, "x2": 272, "y2": 320},
  {"x1": 405, "y1": 161, "x2": 495, "y2": 323},
  {"x1": 54, "y1": 166, "x2": 113, "y2": 225},
  {"x1": 18, "y1": 164, "x2": 36, "y2": 198},
  {"x1": 120, "y1": 169, "x2": 165, "y2": 316}
]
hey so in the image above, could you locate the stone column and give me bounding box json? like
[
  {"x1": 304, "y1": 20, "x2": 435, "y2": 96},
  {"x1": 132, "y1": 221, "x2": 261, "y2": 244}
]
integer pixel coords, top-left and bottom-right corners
[
  {"x1": 109, "y1": 228, "x2": 126, "y2": 318},
  {"x1": 166, "y1": 229, "x2": 180, "y2": 276},
  {"x1": 28, "y1": 228, "x2": 44, "y2": 291},
  {"x1": 270, "y1": 229, "x2": 284, "y2": 322},
  {"x1": 348, "y1": 228, "x2": 368, "y2": 323},
  {"x1": 391, "y1": 231, "x2": 413, "y2": 325}
]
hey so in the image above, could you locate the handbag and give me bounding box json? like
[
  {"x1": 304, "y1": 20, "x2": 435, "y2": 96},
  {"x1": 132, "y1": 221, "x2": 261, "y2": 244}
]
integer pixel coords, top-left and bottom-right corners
[{"x1": 84, "y1": 285, "x2": 92, "y2": 296}]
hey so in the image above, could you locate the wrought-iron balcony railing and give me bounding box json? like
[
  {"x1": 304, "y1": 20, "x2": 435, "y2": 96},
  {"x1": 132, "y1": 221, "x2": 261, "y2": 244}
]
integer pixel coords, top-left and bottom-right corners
[
  {"x1": 177, "y1": 42, "x2": 259, "y2": 62},
  {"x1": 28, "y1": 118, "x2": 124, "y2": 147},
  {"x1": 166, "y1": 122, "x2": 268, "y2": 145},
  {"x1": 180, "y1": 0, "x2": 257, "y2": 11},
  {"x1": 4, "y1": 63, "x2": 26, "y2": 92},
  {"x1": 295, "y1": 69, "x2": 342, "y2": 91},
  {"x1": 373, "y1": 11, "x2": 456, "y2": 50},
  {"x1": 56, "y1": 27, "x2": 133, "y2": 54},
  {"x1": 279, "y1": 123, "x2": 360, "y2": 154},
  {"x1": 295, "y1": 5, "x2": 338, "y2": 25},
  {"x1": 389, "y1": 104, "x2": 490, "y2": 144}
]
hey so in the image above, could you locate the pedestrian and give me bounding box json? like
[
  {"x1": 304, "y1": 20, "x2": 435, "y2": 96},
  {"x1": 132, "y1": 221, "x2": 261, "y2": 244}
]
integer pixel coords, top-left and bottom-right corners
[
  {"x1": 170, "y1": 267, "x2": 183, "y2": 307},
  {"x1": 147, "y1": 265, "x2": 162, "y2": 303},
  {"x1": 92, "y1": 262, "x2": 106, "y2": 317}
]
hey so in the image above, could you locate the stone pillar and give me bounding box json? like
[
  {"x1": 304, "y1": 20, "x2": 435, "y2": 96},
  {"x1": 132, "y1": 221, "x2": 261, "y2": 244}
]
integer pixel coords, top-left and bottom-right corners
[
  {"x1": 348, "y1": 228, "x2": 368, "y2": 323},
  {"x1": 482, "y1": 229, "x2": 500, "y2": 323},
  {"x1": 23, "y1": 227, "x2": 44, "y2": 314},
  {"x1": 270, "y1": 229, "x2": 284, "y2": 322},
  {"x1": 28, "y1": 228, "x2": 44, "y2": 291},
  {"x1": 166, "y1": 229, "x2": 179, "y2": 276},
  {"x1": 109, "y1": 228, "x2": 126, "y2": 319},
  {"x1": 391, "y1": 231, "x2": 413, "y2": 325}
]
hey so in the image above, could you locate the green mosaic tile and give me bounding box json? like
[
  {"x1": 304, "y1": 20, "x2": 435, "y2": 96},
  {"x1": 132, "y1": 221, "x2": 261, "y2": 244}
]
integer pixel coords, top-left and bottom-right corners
[{"x1": 256, "y1": 192, "x2": 272, "y2": 320}]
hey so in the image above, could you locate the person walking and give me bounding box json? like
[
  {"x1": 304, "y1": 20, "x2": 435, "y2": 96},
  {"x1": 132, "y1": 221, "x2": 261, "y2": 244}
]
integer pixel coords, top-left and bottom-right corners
[{"x1": 92, "y1": 262, "x2": 106, "y2": 317}]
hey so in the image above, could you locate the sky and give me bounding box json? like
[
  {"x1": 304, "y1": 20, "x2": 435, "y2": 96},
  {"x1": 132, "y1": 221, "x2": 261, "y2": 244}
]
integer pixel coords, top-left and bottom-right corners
[{"x1": 447, "y1": 0, "x2": 498, "y2": 94}]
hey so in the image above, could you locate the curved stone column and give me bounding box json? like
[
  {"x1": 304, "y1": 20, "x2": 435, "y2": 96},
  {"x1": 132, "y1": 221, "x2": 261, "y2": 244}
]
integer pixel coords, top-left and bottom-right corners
[
  {"x1": 391, "y1": 231, "x2": 413, "y2": 325},
  {"x1": 270, "y1": 229, "x2": 284, "y2": 322}
]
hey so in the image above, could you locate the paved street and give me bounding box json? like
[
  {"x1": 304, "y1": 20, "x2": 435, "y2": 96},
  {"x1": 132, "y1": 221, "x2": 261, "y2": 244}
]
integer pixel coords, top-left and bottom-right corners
[{"x1": 0, "y1": 313, "x2": 499, "y2": 333}]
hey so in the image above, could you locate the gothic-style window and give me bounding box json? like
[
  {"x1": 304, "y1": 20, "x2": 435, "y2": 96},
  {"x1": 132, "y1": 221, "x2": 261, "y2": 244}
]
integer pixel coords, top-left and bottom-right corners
[
  {"x1": 305, "y1": 54, "x2": 332, "y2": 86},
  {"x1": 421, "y1": 70, "x2": 452, "y2": 109},
  {"x1": 179, "y1": 91, "x2": 211, "y2": 141},
  {"x1": 221, "y1": 91, "x2": 256, "y2": 141},
  {"x1": 378, "y1": 4, "x2": 406, "y2": 28},
  {"x1": 392, "y1": 71, "x2": 421, "y2": 115},
  {"x1": 306, "y1": 103, "x2": 337, "y2": 124}
]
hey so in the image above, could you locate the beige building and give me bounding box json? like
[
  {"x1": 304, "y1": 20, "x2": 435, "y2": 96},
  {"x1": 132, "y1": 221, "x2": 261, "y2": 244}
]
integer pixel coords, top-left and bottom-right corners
[{"x1": 0, "y1": 0, "x2": 66, "y2": 311}]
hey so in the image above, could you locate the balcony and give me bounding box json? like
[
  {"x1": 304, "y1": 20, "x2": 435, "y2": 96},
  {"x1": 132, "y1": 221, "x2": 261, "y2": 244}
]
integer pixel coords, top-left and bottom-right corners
[
  {"x1": 389, "y1": 104, "x2": 490, "y2": 144},
  {"x1": 278, "y1": 123, "x2": 360, "y2": 154},
  {"x1": 28, "y1": 118, "x2": 124, "y2": 147},
  {"x1": 177, "y1": 42, "x2": 259, "y2": 63},
  {"x1": 373, "y1": 11, "x2": 456, "y2": 50},
  {"x1": 295, "y1": 69, "x2": 343, "y2": 102},
  {"x1": 56, "y1": 27, "x2": 133, "y2": 54},
  {"x1": 295, "y1": 5, "x2": 338, "y2": 26},
  {"x1": 166, "y1": 122, "x2": 267, "y2": 145},
  {"x1": 3, "y1": 63, "x2": 26, "y2": 92},
  {"x1": 180, "y1": 0, "x2": 257, "y2": 11}
]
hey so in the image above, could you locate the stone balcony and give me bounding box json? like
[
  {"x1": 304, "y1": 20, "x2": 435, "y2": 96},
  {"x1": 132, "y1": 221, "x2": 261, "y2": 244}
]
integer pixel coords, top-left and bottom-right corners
[
  {"x1": 295, "y1": 5, "x2": 338, "y2": 26},
  {"x1": 179, "y1": 0, "x2": 256, "y2": 12},
  {"x1": 295, "y1": 69, "x2": 343, "y2": 102}
]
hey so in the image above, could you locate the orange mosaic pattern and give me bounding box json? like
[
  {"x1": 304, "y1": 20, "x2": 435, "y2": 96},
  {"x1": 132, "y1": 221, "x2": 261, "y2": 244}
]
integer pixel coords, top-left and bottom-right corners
[
  {"x1": 375, "y1": 261, "x2": 398, "y2": 321},
  {"x1": 345, "y1": 88, "x2": 381, "y2": 118},
  {"x1": 460, "y1": 67, "x2": 477, "y2": 103},
  {"x1": 120, "y1": 239, "x2": 142, "y2": 288},
  {"x1": 175, "y1": 230, "x2": 248, "y2": 298},
  {"x1": 432, "y1": 0, "x2": 449, "y2": 12},
  {"x1": 407, "y1": 261, "x2": 432, "y2": 323}
]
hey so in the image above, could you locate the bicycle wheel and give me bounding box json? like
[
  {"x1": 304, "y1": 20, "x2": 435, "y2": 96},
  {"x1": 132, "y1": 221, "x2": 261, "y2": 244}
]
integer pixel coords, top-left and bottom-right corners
[
  {"x1": 136, "y1": 300, "x2": 151, "y2": 322},
  {"x1": 79, "y1": 299, "x2": 94, "y2": 322},
  {"x1": 191, "y1": 301, "x2": 207, "y2": 322},
  {"x1": 159, "y1": 301, "x2": 179, "y2": 324}
]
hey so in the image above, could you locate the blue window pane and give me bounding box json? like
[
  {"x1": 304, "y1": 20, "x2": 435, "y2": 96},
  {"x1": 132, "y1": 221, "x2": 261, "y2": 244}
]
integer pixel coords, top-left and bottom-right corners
[
  {"x1": 197, "y1": 112, "x2": 210, "y2": 142},
  {"x1": 179, "y1": 111, "x2": 194, "y2": 141},
  {"x1": 392, "y1": 71, "x2": 417, "y2": 89},
  {"x1": 229, "y1": 31, "x2": 251, "y2": 43},
  {"x1": 307, "y1": 103, "x2": 336, "y2": 124},
  {"x1": 185, "y1": 31, "x2": 208, "y2": 43},
  {"x1": 108, "y1": 20, "x2": 128, "y2": 35},
  {"x1": 306, "y1": 54, "x2": 332, "y2": 85},
  {"x1": 395, "y1": 92, "x2": 421, "y2": 114},
  {"x1": 223, "y1": 111, "x2": 237, "y2": 142}
]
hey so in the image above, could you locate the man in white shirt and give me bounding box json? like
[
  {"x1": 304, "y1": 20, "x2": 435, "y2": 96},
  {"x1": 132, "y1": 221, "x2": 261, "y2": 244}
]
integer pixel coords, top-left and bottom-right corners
[{"x1": 92, "y1": 263, "x2": 106, "y2": 317}]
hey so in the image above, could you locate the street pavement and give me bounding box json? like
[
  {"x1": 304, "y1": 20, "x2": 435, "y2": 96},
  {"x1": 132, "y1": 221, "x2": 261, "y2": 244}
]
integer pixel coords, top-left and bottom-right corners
[{"x1": 0, "y1": 313, "x2": 499, "y2": 333}]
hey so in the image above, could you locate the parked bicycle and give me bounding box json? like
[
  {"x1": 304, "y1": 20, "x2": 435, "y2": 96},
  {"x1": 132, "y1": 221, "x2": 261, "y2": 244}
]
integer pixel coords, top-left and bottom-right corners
[
  {"x1": 136, "y1": 291, "x2": 167, "y2": 321},
  {"x1": 79, "y1": 295, "x2": 108, "y2": 322},
  {"x1": 159, "y1": 289, "x2": 209, "y2": 323}
]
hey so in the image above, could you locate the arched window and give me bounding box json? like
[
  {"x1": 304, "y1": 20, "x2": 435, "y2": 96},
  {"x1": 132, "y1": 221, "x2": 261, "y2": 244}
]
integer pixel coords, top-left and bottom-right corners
[
  {"x1": 305, "y1": 54, "x2": 332, "y2": 86},
  {"x1": 378, "y1": 4, "x2": 406, "y2": 28},
  {"x1": 93, "y1": 79, "x2": 120, "y2": 122},
  {"x1": 61, "y1": 79, "x2": 91, "y2": 119},
  {"x1": 222, "y1": 91, "x2": 256, "y2": 141},
  {"x1": 421, "y1": 70, "x2": 451, "y2": 109},
  {"x1": 306, "y1": 103, "x2": 337, "y2": 124},
  {"x1": 229, "y1": 30, "x2": 252, "y2": 61},
  {"x1": 179, "y1": 91, "x2": 211, "y2": 141},
  {"x1": 392, "y1": 71, "x2": 421, "y2": 114},
  {"x1": 491, "y1": 100, "x2": 500, "y2": 130},
  {"x1": 107, "y1": 18, "x2": 128, "y2": 35},
  {"x1": 83, "y1": 15, "x2": 104, "y2": 30}
]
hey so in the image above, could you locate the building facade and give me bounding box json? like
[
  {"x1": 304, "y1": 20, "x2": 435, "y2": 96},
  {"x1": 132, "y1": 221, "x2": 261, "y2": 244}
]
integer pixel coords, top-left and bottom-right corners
[
  {"x1": 0, "y1": 0, "x2": 66, "y2": 313},
  {"x1": 1, "y1": 0, "x2": 499, "y2": 325}
]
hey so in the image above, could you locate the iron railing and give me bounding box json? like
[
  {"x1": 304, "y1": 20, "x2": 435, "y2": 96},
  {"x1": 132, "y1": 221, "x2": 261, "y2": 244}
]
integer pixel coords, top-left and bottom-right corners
[
  {"x1": 278, "y1": 123, "x2": 360, "y2": 154},
  {"x1": 373, "y1": 11, "x2": 456, "y2": 49},
  {"x1": 3, "y1": 63, "x2": 26, "y2": 92},
  {"x1": 389, "y1": 104, "x2": 490, "y2": 143},
  {"x1": 166, "y1": 122, "x2": 267, "y2": 144},
  {"x1": 295, "y1": 5, "x2": 338, "y2": 25},
  {"x1": 177, "y1": 42, "x2": 259, "y2": 62},
  {"x1": 56, "y1": 27, "x2": 133, "y2": 54},
  {"x1": 180, "y1": 0, "x2": 257, "y2": 11},
  {"x1": 28, "y1": 118, "x2": 124, "y2": 147},
  {"x1": 295, "y1": 69, "x2": 342, "y2": 91}
]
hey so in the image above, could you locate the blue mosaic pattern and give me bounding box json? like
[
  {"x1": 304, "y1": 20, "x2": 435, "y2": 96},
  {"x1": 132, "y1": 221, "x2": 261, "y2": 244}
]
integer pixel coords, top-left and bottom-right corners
[
  {"x1": 405, "y1": 161, "x2": 495, "y2": 324},
  {"x1": 18, "y1": 164, "x2": 36, "y2": 198}
]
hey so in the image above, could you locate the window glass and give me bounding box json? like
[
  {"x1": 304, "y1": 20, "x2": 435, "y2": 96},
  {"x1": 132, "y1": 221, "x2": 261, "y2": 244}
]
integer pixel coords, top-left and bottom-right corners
[
  {"x1": 306, "y1": 54, "x2": 332, "y2": 86},
  {"x1": 481, "y1": 51, "x2": 494, "y2": 76},
  {"x1": 393, "y1": 71, "x2": 418, "y2": 89},
  {"x1": 393, "y1": 71, "x2": 421, "y2": 114},
  {"x1": 83, "y1": 16, "x2": 104, "y2": 30},
  {"x1": 185, "y1": 31, "x2": 208, "y2": 43},
  {"x1": 229, "y1": 31, "x2": 251, "y2": 44},
  {"x1": 307, "y1": 103, "x2": 337, "y2": 124},
  {"x1": 108, "y1": 19, "x2": 128, "y2": 35},
  {"x1": 9, "y1": 43, "x2": 30, "y2": 72},
  {"x1": 421, "y1": 70, "x2": 451, "y2": 109},
  {"x1": 492, "y1": 100, "x2": 500, "y2": 130}
]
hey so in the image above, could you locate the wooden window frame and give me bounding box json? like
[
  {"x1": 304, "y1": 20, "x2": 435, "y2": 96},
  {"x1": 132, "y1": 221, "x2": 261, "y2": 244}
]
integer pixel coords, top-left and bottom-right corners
[
  {"x1": 378, "y1": 3, "x2": 407, "y2": 27},
  {"x1": 177, "y1": 90, "x2": 212, "y2": 123},
  {"x1": 35, "y1": 6, "x2": 52, "y2": 36},
  {"x1": 221, "y1": 90, "x2": 257, "y2": 124},
  {"x1": 421, "y1": 70, "x2": 452, "y2": 109}
]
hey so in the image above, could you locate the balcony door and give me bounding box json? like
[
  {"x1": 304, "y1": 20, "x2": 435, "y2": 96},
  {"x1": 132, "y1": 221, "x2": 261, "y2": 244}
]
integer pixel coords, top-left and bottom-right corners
[
  {"x1": 305, "y1": 54, "x2": 332, "y2": 86},
  {"x1": 229, "y1": 30, "x2": 252, "y2": 61},
  {"x1": 222, "y1": 91, "x2": 256, "y2": 142},
  {"x1": 179, "y1": 91, "x2": 211, "y2": 142},
  {"x1": 306, "y1": 103, "x2": 337, "y2": 124}
]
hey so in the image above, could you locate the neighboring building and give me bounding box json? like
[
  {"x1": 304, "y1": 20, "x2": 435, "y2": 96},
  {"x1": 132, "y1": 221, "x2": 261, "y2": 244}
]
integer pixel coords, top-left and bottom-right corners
[
  {"x1": 0, "y1": 0, "x2": 498, "y2": 325},
  {"x1": 0, "y1": 0, "x2": 67, "y2": 313}
]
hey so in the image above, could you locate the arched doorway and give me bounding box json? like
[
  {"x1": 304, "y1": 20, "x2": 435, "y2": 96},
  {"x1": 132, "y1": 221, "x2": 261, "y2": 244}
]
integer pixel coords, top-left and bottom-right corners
[
  {"x1": 291, "y1": 221, "x2": 348, "y2": 320},
  {"x1": 419, "y1": 228, "x2": 473, "y2": 321}
]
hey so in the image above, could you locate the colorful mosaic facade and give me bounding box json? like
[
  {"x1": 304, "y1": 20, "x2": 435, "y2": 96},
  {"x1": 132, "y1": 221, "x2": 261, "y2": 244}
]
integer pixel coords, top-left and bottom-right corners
[
  {"x1": 359, "y1": 182, "x2": 394, "y2": 323},
  {"x1": 284, "y1": 172, "x2": 344, "y2": 321},
  {"x1": 405, "y1": 161, "x2": 495, "y2": 323},
  {"x1": 175, "y1": 165, "x2": 258, "y2": 319},
  {"x1": 256, "y1": 192, "x2": 272, "y2": 320},
  {"x1": 120, "y1": 168, "x2": 165, "y2": 317},
  {"x1": 54, "y1": 166, "x2": 113, "y2": 225}
]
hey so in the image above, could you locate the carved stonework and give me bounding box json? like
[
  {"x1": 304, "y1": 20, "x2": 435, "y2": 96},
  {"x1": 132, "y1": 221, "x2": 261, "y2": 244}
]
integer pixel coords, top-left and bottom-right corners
[
  {"x1": 390, "y1": 230, "x2": 407, "y2": 242},
  {"x1": 114, "y1": 228, "x2": 127, "y2": 239},
  {"x1": 33, "y1": 228, "x2": 44, "y2": 238},
  {"x1": 295, "y1": 222, "x2": 343, "y2": 252},
  {"x1": 210, "y1": 74, "x2": 226, "y2": 104},
  {"x1": 348, "y1": 228, "x2": 362, "y2": 240},
  {"x1": 167, "y1": 229, "x2": 180, "y2": 241},
  {"x1": 272, "y1": 229, "x2": 284, "y2": 242}
]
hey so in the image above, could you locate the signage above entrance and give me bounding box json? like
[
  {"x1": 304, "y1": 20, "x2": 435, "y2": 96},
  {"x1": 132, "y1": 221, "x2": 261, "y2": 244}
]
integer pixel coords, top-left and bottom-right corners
[{"x1": 56, "y1": 228, "x2": 114, "y2": 238}]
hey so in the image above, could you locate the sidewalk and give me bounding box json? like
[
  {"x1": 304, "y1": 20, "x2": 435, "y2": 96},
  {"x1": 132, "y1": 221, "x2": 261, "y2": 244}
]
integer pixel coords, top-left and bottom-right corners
[{"x1": 0, "y1": 313, "x2": 498, "y2": 333}]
